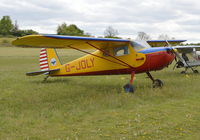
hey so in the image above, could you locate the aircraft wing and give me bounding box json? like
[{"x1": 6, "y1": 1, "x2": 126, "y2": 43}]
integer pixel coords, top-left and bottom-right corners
[
  {"x1": 147, "y1": 40, "x2": 187, "y2": 47},
  {"x1": 12, "y1": 35, "x2": 130, "y2": 49},
  {"x1": 172, "y1": 46, "x2": 200, "y2": 53}
]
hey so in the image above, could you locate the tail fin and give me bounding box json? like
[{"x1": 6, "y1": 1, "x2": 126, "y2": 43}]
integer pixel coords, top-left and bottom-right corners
[{"x1": 39, "y1": 48, "x2": 62, "y2": 71}]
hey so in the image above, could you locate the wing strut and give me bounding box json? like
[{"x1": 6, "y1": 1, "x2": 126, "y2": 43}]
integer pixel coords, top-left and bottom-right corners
[
  {"x1": 67, "y1": 45, "x2": 128, "y2": 67},
  {"x1": 86, "y1": 42, "x2": 135, "y2": 69}
]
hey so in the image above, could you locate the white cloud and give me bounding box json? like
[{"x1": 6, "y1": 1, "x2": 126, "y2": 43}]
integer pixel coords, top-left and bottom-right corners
[{"x1": 0, "y1": 0, "x2": 200, "y2": 42}]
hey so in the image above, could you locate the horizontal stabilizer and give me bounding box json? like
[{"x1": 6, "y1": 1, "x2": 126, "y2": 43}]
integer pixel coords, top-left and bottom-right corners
[{"x1": 26, "y1": 69, "x2": 60, "y2": 76}]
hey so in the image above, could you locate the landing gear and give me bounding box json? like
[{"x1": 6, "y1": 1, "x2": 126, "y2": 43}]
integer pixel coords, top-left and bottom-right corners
[
  {"x1": 123, "y1": 71, "x2": 164, "y2": 93},
  {"x1": 123, "y1": 71, "x2": 135, "y2": 93},
  {"x1": 146, "y1": 72, "x2": 164, "y2": 88},
  {"x1": 180, "y1": 67, "x2": 188, "y2": 74},
  {"x1": 123, "y1": 84, "x2": 134, "y2": 93},
  {"x1": 153, "y1": 79, "x2": 163, "y2": 88},
  {"x1": 180, "y1": 67, "x2": 198, "y2": 74},
  {"x1": 193, "y1": 70, "x2": 199, "y2": 73},
  {"x1": 180, "y1": 71, "x2": 186, "y2": 74},
  {"x1": 42, "y1": 75, "x2": 49, "y2": 82}
]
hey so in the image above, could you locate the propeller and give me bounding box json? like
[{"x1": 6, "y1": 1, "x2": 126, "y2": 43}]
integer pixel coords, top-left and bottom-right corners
[{"x1": 170, "y1": 47, "x2": 183, "y2": 70}]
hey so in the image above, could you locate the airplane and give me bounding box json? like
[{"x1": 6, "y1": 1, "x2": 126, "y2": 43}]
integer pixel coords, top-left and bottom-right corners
[
  {"x1": 172, "y1": 46, "x2": 200, "y2": 74},
  {"x1": 12, "y1": 34, "x2": 199, "y2": 93}
]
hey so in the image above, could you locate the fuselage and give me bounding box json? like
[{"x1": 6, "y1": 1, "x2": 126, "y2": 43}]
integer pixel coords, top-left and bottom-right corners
[{"x1": 50, "y1": 46, "x2": 175, "y2": 77}]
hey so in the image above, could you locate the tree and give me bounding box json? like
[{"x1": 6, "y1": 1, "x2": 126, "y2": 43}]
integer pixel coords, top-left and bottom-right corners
[
  {"x1": 11, "y1": 20, "x2": 21, "y2": 36},
  {"x1": 158, "y1": 34, "x2": 170, "y2": 40},
  {"x1": 57, "y1": 23, "x2": 84, "y2": 36},
  {"x1": 104, "y1": 26, "x2": 119, "y2": 38},
  {"x1": 0, "y1": 16, "x2": 38, "y2": 37},
  {"x1": 0, "y1": 16, "x2": 14, "y2": 36},
  {"x1": 136, "y1": 32, "x2": 151, "y2": 40},
  {"x1": 18, "y1": 29, "x2": 38, "y2": 36},
  {"x1": 57, "y1": 23, "x2": 67, "y2": 35}
]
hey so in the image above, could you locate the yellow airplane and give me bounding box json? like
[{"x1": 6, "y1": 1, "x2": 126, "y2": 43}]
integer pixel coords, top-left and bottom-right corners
[{"x1": 12, "y1": 34, "x2": 186, "y2": 92}]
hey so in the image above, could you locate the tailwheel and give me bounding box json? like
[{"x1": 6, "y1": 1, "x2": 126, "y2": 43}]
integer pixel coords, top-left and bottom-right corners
[
  {"x1": 123, "y1": 84, "x2": 134, "y2": 93},
  {"x1": 153, "y1": 79, "x2": 164, "y2": 88},
  {"x1": 42, "y1": 75, "x2": 49, "y2": 82}
]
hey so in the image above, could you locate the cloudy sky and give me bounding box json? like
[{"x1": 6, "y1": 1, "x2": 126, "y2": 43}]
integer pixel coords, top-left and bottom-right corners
[{"x1": 0, "y1": 0, "x2": 200, "y2": 42}]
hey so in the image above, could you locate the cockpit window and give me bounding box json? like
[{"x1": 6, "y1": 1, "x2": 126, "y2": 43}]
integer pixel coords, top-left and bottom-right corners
[
  {"x1": 130, "y1": 40, "x2": 151, "y2": 51},
  {"x1": 114, "y1": 46, "x2": 129, "y2": 56}
]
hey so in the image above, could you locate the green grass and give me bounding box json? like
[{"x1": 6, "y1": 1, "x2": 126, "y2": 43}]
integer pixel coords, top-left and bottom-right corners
[
  {"x1": 0, "y1": 37, "x2": 16, "y2": 47},
  {"x1": 1, "y1": 46, "x2": 200, "y2": 140}
]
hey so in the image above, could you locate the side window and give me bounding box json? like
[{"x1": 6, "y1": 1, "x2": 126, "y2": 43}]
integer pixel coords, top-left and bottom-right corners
[{"x1": 114, "y1": 46, "x2": 129, "y2": 56}]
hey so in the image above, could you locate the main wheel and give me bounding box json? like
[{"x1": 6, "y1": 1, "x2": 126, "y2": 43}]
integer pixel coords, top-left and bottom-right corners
[
  {"x1": 180, "y1": 71, "x2": 186, "y2": 74},
  {"x1": 123, "y1": 84, "x2": 134, "y2": 93},
  {"x1": 193, "y1": 70, "x2": 199, "y2": 73},
  {"x1": 153, "y1": 79, "x2": 163, "y2": 88}
]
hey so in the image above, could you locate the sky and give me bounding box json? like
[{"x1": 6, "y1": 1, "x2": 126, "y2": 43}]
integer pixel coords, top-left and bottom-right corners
[{"x1": 0, "y1": 0, "x2": 200, "y2": 42}]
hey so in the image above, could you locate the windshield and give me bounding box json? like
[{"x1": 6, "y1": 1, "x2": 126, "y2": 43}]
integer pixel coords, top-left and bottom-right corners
[{"x1": 130, "y1": 40, "x2": 151, "y2": 51}]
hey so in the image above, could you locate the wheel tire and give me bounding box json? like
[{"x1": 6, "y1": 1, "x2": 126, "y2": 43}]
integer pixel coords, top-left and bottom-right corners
[
  {"x1": 153, "y1": 79, "x2": 163, "y2": 88},
  {"x1": 123, "y1": 84, "x2": 134, "y2": 93},
  {"x1": 194, "y1": 70, "x2": 199, "y2": 73},
  {"x1": 180, "y1": 71, "x2": 186, "y2": 74}
]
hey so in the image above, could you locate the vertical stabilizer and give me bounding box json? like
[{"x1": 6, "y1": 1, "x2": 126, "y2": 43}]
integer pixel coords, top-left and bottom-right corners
[{"x1": 39, "y1": 48, "x2": 62, "y2": 71}]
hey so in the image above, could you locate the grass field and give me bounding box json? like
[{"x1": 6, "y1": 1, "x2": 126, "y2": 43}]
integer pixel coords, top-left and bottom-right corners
[{"x1": 1, "y1": 40, "x2": 200, "y2": 140}]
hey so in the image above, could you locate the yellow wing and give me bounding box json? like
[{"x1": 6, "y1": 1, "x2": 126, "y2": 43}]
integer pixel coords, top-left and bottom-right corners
[{"x1": 12, "y1": 35, "x2": 130, "y2": 49}]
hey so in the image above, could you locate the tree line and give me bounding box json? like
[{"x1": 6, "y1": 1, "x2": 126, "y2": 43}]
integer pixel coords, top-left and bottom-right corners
[
  {"x1": 0, "y1": 16, "x2": 38, "y2": 37},
  {"x1": 0, "y1": 16, "x2": 119, "y2": 38}
]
